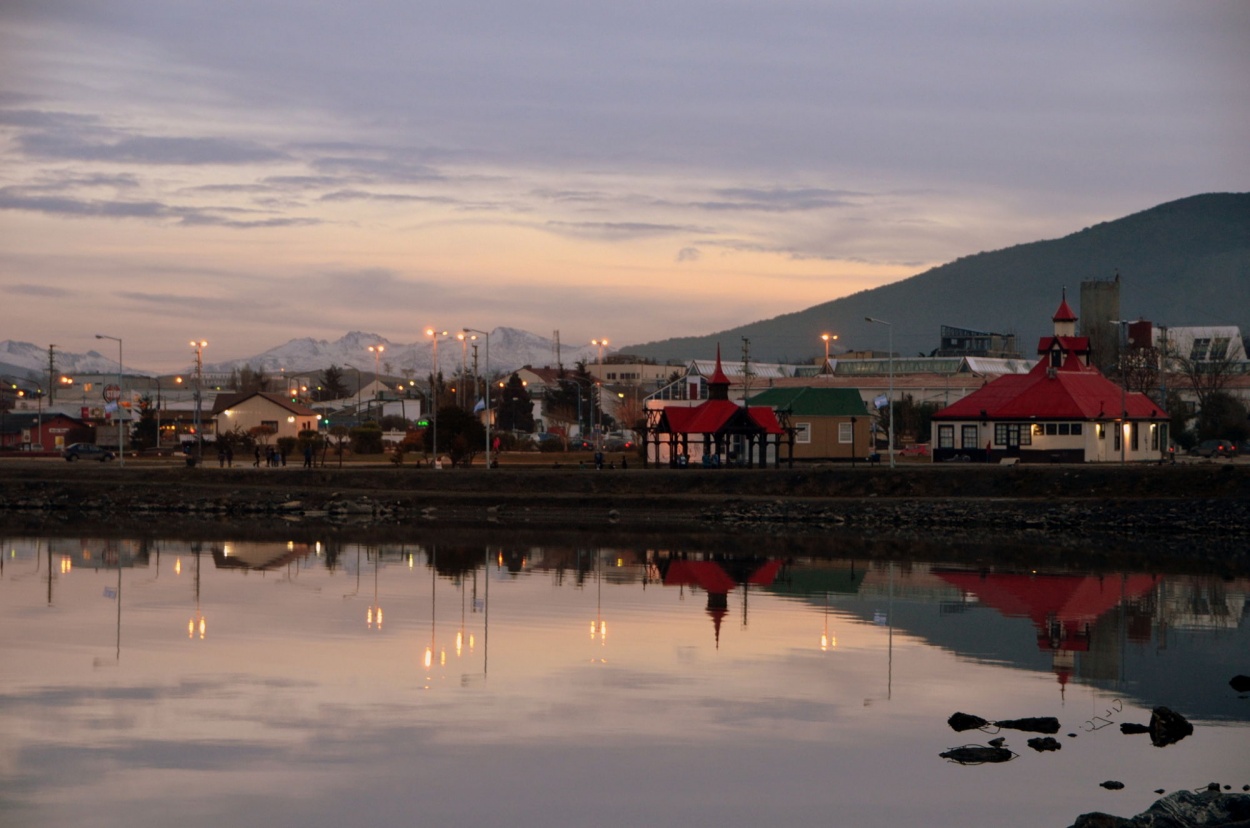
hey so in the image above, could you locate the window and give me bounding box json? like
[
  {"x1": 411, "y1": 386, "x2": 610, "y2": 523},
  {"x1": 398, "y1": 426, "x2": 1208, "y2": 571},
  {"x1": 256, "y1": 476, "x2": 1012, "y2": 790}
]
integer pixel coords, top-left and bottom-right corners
[
  {"x1": 994, "y1": 423, "x2": 1031, "y2": 447},
  {"x1": 794, "y1": 423, "x2": 811, "y2": 444},
  {"x1": 1190, "y1": 338, "x2": 1211, "y2": 361},
  {"x1": 1044, "y1": 423, "x2": 1057, "y2": 435},
  {"x1": 1151, "y1": 423, "x2": 1159, "y2": 450},
  {"x1": 261, "y1": 420, "x2": 279, "y2": 432},
  {"x1": 1098, "y1": 423, "x2": 1105, "y2": 440},
  {"x1": 1071, "y1": 423, "x2": 1082, "y2": 435},
  {"x1": 961, "y1": 425, "x2": 978, "y2": 449},
  {"x1": 837, "y1": 422, "x2": 852, "y2": 444},
  {"x1": 1131, "y1": 422, "x2": 1139, "y2": 451},
  {"x1": 1058, "y1": 423, "x2": 1071, "y2": 436},
  {"x1": 1114, "y1": 424, "x2": 1122, "y2": 451},
  {"x1": 938, "y1": 425, "x2": 954, "y2": 448}
]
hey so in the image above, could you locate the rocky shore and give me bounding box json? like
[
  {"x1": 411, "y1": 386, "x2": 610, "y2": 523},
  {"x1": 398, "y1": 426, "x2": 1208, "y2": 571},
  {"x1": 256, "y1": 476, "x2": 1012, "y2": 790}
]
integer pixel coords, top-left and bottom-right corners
[{"x1": 2, "y1": 461, "x2": 1248, "y2": 572}]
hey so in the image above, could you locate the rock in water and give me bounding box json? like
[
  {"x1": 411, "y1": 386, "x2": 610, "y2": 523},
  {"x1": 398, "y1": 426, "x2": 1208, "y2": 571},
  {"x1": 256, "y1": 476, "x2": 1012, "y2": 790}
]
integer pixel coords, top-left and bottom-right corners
[
  {"x1": 1119, "y1": 723, "x2": 1150, "y2": 735},
  {"x1": 1149, "y1": 706, "x2": 1193, "y2": 747},
  {"x1": 1027, "y1": 736, "x2": 1062, "y2": 752},
  {"x1": 996, "y1": 716, "x2": 1061, "y2": 733},
  {"x1": 939, "y1": 745, "x2": 1015, "y2": 764},
  {"x1": 947, "y1": 712, "x2": 989, "y2": 731},
  {"x1": 1230, "y1": 675, "x2": 1250, "y2": 693},
  {"x1": 1100, "y1": 781, "x2": 1125, "y2": 790},
  {"x1": 1070, "y1": 790, "x2": 1250, "y2": 828}
]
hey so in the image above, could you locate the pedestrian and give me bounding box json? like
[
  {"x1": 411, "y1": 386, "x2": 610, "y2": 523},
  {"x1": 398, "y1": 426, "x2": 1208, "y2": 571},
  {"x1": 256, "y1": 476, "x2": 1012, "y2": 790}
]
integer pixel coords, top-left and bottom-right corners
[
  {"x1": 303, "y1": 444, "x2": 313, "y2": 468},
  {"x1": 254, "y1": 446, "x2": 261, "y2": 467},
  {"x1": 620, "y1": 455, "x2": 628, "y2": 470},
  {"x1": 217, "y1": 447, "x2": 226, "y2": 467},
  {"x1": 225, "y1": 446, "x2": 234, "y2": 467}
]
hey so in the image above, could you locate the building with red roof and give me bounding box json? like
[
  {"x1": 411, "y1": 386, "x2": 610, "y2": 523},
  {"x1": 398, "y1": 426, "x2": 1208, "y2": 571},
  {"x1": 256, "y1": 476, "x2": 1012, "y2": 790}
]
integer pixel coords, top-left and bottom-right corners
[
  {"x1": 643, "y1": 346, "x2": 791, "y2": 468},
  {"x1": 929, "y1": 293, "x2": 1169, "y2": 463}
]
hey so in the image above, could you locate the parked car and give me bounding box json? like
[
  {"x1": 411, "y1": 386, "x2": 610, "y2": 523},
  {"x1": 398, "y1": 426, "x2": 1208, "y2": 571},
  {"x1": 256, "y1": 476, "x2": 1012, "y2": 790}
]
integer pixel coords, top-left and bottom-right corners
[
  {"x1": 1188, "y1": 439, "x2": 1237, "y2": 458},
  {"x1": 567, "y1": 436, "x2": 594, "y2": 451},
  {"x1": 605, "y1": 436, "x2": 635, "y2": 452},
  {"x1": 63, "y1": 443, "x2": 115, "y2": 462}
]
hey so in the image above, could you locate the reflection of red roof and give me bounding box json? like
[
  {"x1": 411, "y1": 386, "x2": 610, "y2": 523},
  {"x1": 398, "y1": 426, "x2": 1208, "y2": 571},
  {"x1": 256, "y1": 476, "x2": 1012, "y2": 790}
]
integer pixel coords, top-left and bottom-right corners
[
  {"x1": 662, "y1": 559, "x2": 784, "y2": 592},
  {"x1": 935, "y1": 570, "x2": 1157, "y2": 650},
  {"x1": 665, "y1": 560, "x2": 739, "y2": 593}
]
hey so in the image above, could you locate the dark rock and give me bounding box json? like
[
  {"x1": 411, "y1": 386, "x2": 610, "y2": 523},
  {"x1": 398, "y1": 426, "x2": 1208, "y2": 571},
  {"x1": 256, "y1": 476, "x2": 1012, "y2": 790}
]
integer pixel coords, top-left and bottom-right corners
[
  {"x1": 996, "y1": 716, "x2": 1061, "y2": 734},
  {"x1": 1100, "y1": 781, "x2": 1125, "y2": 790},
  {"x1": 988, "y1": 737, "x2": 1006, "y2": 747},
  {"x1": 1027, "y1": 736, "x2": 1062, "y2": 752},
  {"x1": 1071, "y1": 790, "x2": 1250, "y2": 828},
  {"x1": 939, "y1": 745, "x2": 1015, "y2": 764},
  {"x1": 1119, "y1": 723, "x2": 1151, "y2": 735},
  {"x1": 1230, "y1": 675, "x2": 1250, "y2": 693},
  {"x1": 947, "y1": 712, "x2": 989, "y2": 732},
  {"x1": 1149, "y1": 706, "x2": 1193, "y2": 747}
]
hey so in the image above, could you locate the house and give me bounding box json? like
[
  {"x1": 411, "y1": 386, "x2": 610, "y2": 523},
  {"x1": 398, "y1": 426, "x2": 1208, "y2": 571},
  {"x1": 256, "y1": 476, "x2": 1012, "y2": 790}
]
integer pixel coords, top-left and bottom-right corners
[
  {"x1": 211, "y1": 392, "x2": 321, "y2": 441},
  {"x1": 929, "y1": 293, "x2": 1169, "y2": 463},
  {"x1": 644, "y1": 347, "x2": 790, "y2": 468},
  {"x1": 0, "y1": 412, "x2": 92, "y2": 451},
  {"x1": 746, "y1": 387, "x2": 872, "y2": 461}
]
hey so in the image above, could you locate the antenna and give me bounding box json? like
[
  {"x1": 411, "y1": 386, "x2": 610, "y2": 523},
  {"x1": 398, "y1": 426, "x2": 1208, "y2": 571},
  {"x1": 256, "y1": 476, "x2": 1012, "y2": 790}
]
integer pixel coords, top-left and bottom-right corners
[
  {"x1": 741, "y1": 337, "x2": 752, "y2": 401},
  {"x1": 553, "y1": 329, "x2": 562, "y2": 372}
]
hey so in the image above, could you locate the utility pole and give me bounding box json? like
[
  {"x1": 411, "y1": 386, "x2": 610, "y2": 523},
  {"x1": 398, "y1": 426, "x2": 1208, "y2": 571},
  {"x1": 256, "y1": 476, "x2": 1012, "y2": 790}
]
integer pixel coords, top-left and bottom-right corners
[
  {"x1": 47, "y1": 345, "x2": 57, "y2": 405},
  {"x1": 740, "y1": 337, "x2": 753, "y2": 402}
]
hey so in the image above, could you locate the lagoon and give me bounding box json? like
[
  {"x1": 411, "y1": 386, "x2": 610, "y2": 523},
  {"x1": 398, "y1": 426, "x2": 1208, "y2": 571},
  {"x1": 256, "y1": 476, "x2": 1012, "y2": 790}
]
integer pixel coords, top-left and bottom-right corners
[{"x1": 2, "y1": 531, "x2": 1247, "y2": 827}]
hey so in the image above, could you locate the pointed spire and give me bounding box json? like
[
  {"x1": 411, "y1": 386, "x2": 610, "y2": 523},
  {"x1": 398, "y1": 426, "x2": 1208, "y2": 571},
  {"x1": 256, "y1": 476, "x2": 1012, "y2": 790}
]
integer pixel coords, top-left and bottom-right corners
[
  {"x1": 707, "y1": 344, "x2": 731, "y2": 400},
  {"x1": 1053, "y1": 288, "x2": 1078, "y2": 323}
]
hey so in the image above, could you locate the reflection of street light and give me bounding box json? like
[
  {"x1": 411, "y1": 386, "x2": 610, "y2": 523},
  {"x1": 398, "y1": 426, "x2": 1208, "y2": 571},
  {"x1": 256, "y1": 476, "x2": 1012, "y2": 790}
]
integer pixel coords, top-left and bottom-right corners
[
  {"x1": 820, "y1": 591, "x2": 836, "y2": 651},
  {"x1": 821, "y1": 333, "x2": 838, "y2": 374},
  {"x1": 367, "y1": 549, "x2": 383, "y2": 629},
  {"x1": 462, "y1": 328, "x2": 491, "y2": 469},
  {"x1": 95, "y1": 334, "x2": 125, "y2": 468},
  {"x1": 864, "y1": 318, "x2": 895, "y2": 469}
]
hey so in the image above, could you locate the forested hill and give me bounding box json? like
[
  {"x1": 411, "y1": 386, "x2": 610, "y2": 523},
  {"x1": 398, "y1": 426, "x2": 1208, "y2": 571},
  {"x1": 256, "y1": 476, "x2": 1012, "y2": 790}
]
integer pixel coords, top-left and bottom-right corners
[{"x1": 622, "y1": 192, "x2": 1250, "y2": 364}]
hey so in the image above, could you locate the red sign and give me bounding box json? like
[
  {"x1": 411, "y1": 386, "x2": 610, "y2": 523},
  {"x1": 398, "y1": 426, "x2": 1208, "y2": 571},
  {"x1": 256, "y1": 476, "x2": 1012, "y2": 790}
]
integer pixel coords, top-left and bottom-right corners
[{"x1": 103, "y1": 384, "x2": 121, "y2": 403}]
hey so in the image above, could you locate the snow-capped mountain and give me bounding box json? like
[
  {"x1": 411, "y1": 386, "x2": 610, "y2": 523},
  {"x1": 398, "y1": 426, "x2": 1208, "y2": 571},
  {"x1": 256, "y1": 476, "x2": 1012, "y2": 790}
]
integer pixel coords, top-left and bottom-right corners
[
  {"x1": 0, "y1": 329, "x2": 606, "y2": 381},
  {"x1": 0, "y1": 341, "x2": 136, "y2": 381}
]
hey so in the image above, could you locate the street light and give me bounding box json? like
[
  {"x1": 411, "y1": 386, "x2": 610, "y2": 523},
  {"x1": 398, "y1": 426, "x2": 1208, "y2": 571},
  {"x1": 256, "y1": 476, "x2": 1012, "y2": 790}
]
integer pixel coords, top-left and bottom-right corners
[
  {"x1": 426, "y1": 329, "x2": 449, "y2": 466},
  {"x1": 463, "y1": 328, "x2": 491, "y2": 469},
  {"x1": 864, "y1": 318, "x2": 895, "y2": 469},
  {"x1": 821, "y1": 333, "x2": 838, "y2": 374},
  {"x1": 1110, "y1": 320, "x2": 1131, "y2": 465},
  {"x1": 368, "y1": 344, "x2": 385, "y2": 422},
  {"x1": 95, "y1": 334, "x2": 125, "y2": 468},
  {"x1": 591, "y1": 338, "x2": 609, "y2": 444},
  {"x1": 190, "y1": 340, "x2": 207, "y2": 464}
]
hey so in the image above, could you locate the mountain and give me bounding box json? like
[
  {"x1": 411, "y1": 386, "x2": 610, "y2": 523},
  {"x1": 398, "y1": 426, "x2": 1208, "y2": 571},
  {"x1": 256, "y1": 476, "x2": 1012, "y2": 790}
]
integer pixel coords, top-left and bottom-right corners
[
  {"x1": 200, "y1": 327, "x2": 601, "y2": 377},
  {"x1": 0, "y1": 328, "x2": 603, "y2": 382},
  {"x1": 619, "y1": 193, "x2": 1250, "y2": 363}
]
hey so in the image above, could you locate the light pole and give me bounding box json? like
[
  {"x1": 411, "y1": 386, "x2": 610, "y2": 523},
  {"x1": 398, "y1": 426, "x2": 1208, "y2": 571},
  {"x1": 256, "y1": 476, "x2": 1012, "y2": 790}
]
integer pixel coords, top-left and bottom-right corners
[
  {"x1": 1111, "y1": 320, "x2": 1131, "y2": 465},
  {"x1": 368, "y1": 344, "x2": 385, "y2": 422},
  {"x1": 864, "y1": 318, "x2": 895, "y2": 468},
  {"x1": 591, "y1": 338, "x2": 608, "y2": 444},
  {"x1": 821, "y1": 333, "x2": 838, "y2": 374},
  {"x1": 95, "y1": 334, "x2": 124, "y2": 468},
  {"x1": 463, "y1": 328, "x2": 491, "y2": 469},
  {"x1": 426, "y1": 329, "x2": 448, "y2": 466},
  {"x1": 190, "y1": 340, "x2": 207, "y2": 464},
  {"x1": 456, "y1": 332, "x2": 472, "y2": 409}
]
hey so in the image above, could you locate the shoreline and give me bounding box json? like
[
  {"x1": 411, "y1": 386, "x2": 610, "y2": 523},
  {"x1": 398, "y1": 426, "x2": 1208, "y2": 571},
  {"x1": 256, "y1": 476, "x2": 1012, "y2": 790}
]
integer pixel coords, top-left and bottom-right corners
[{"x1": 2, "y1": 461, "x2": 1248, "y2": 574}]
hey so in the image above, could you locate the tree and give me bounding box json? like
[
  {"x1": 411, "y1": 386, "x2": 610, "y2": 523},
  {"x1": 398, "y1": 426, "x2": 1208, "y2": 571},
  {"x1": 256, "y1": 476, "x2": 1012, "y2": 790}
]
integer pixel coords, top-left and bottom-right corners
[
  {"x1": 422, "y1": 406, "x2": 485, "y2": 466},
  {"x1": 317, "y1": 365, "x2": 350, "y2": 401},
  {"x1": 350, "y1": 423, "x2": 384, "y2": 454},
  {"x1": 379, "y1": 414, "x2": 409, "y2": 431},
  {"x1": 496, "y1": 373, "x2": 535, "y2": 432},
  {"x1": 1195, "y1": 391, "x2": 1249, "y2": 442},
  {"x1": 130, "y1": 395, "x2": 158, "y2": 450},
  {"x1": 1166, "y1": 335, "x2": 1242, "y2": 415}
]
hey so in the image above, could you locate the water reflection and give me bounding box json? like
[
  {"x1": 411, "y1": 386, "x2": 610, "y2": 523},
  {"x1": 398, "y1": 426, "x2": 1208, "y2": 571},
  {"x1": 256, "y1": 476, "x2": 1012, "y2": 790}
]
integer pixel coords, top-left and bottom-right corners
[{"x1": 1, "y1": 533, "x2": 1247, "y2": 828}]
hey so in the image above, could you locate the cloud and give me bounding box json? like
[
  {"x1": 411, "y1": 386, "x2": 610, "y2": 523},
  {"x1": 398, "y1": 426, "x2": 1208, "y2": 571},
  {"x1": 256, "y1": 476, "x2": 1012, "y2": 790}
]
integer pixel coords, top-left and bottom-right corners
[
  {"x1": 17, "y1": 130, "x2": 289, "y2": 165},
  {"x1": 5, "y1": 283, "x2": 70, "y2": 298},
  {"x1": 543, "y1": 220, "x2": 709, "y2": 239},
  {"x1": 676, "y1": 247, "x2": 701, "y2": 262},
  {"x1": 692, "y1": 187, "x2": 864, "y2": 213}
]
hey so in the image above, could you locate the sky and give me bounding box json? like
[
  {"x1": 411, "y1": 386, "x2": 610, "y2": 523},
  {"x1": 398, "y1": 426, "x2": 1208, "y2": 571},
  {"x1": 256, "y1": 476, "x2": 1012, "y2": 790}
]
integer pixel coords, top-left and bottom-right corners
[{"x1": 1, "y1": 1, "x2": 1247, "y2": 372}]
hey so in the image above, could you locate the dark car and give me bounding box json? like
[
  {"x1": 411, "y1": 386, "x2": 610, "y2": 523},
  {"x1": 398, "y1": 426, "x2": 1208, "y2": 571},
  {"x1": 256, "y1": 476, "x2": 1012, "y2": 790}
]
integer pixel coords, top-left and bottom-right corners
[
  {"x1": 1188, "y1": 439, "x2": 1237, "y2": 458},
  {"x1": 63, "y1": 443, "x2": 115, "y2": 462}
]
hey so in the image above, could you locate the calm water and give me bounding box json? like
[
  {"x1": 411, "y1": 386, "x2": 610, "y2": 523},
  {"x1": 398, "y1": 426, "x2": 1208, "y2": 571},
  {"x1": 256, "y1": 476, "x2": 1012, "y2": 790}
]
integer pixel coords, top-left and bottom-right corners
[{"x1": 2, "y1": 533, "x2": 1247, "y2": 828}]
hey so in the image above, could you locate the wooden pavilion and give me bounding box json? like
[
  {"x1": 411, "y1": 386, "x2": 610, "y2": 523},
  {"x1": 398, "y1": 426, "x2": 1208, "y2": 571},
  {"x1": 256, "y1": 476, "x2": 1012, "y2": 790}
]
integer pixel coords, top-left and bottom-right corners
[{"x1": 643, "y1": 347, "x2": 793, "y2": 468}]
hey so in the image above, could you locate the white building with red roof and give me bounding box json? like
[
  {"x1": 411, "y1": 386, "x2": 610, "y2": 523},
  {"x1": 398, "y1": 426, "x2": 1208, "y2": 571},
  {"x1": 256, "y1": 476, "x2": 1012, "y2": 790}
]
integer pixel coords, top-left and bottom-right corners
[{"x1": 929, "y1": 293, "x2": 1169, "y2": 463}]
